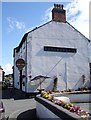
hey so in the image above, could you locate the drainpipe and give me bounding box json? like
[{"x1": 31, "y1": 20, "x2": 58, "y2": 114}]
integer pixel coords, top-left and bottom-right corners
[
  {"x1": 20, "y1": 69, "x2": 22, "y2": 90},
  {"x1": 89, "y1": 63, "x2": 91, "y2": 84},
  {"x1": 65, "y1": 62, "x2": 67, "y2": 90}
]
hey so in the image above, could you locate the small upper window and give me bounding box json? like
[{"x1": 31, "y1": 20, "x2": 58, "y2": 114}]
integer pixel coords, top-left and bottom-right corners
[{"x1": 44, "y1": 46, "x2": 77, "y2": 53}]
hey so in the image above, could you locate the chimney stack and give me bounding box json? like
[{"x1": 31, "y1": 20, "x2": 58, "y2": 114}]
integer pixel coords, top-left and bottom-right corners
[{"x1": 52, "y1": 4, "x2": 66, "y2": 22}]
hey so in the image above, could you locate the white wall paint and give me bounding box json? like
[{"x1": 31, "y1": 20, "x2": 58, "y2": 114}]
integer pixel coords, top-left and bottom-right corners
[{"x1": 14, "y1": 21, "x2": 90, "y2": 92}]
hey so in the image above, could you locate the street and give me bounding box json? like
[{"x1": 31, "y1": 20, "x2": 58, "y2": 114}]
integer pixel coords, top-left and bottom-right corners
[
  {"x1": 1, "y1": 87, "x2": 38, "y2": 120},
  {"x1": 1, "y1": 87, "x2": 91, "y2": 120}
]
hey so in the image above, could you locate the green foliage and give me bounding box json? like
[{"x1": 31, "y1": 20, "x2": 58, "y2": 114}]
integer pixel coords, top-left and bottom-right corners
[{"x1": 4, "y1": 74, "x2": 13, "y2": 81}]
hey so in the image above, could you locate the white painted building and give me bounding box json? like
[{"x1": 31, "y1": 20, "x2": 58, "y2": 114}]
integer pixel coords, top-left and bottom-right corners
[
  {"x1": 0, "y1": 66, "x2": 4, "y2": 82},
  {"x1": 13, "y1": 4, "x2": 91, "y2": 93}
]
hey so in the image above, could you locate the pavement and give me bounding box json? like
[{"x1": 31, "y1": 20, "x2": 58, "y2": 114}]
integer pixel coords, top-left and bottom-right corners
[{"x1": 1, "y1": 87, "x2": 39, "y2": 120}]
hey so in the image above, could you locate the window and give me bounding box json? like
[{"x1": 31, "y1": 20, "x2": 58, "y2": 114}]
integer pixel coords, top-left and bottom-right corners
[{"x1": 44, "y1": 46, "x2": 77, "y2": 53}]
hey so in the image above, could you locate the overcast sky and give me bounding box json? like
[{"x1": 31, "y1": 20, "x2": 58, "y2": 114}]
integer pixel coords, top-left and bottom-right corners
[{"x1": 1, "y1": 0, "x2": 91, "y2": 75}]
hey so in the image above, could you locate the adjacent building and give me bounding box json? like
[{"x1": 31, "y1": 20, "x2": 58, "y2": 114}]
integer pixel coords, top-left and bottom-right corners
[
  {"x1": 13, "y1": 4, "x2": 91, "y2": 93},
  {"x1": 0, "y1": 66, "x2": 5, "y2": 82}
]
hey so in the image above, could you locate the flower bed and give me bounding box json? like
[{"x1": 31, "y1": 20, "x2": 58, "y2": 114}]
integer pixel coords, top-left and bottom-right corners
[
  {"x1": 60, "y1": 86, "x2": 91, "y2": 93},
  {"x1": 40, "y1": 91, "x2": 90, "y2": 119}
]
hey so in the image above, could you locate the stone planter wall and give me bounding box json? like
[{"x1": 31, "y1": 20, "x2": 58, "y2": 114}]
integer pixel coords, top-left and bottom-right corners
[{"x1": 35, "y1": 96, "x2": 81, "y2": 120}]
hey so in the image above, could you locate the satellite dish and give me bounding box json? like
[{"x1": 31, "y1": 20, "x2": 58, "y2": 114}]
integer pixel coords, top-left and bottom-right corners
[{"x1": 30, "y1": 75, "x2": 50, "y2": 86}]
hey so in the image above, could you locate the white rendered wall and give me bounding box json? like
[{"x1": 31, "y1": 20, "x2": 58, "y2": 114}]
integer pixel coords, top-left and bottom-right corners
[
  {"x1": 14, "y1": 41, "x2": 27, "y2": 91},
  {"x1": 36, "y1": 102, "x2": 61, "y2": 119},
  {"x1": 0, "y1": 69, "x2": 3, "y2": 82},
  {"x1": 14, "y1": 21, "x2": 90, "y2": 92},
  {"x1": 27, "y1": 21, "x2": 90, "y2": 91}
]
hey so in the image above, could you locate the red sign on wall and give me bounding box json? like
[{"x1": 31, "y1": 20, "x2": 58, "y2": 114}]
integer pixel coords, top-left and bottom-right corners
[{"x1": 16, "y1": 59, "x2": 25, "y2": 70}]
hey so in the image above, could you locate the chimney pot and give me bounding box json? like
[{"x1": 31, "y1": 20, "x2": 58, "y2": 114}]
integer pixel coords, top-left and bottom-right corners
[
  {"x1": 62, "y1": 5, "x2": 64, "y2": 9},
  {"x1": 52, "y1": 4, "x2": 66, "y2": 22}
]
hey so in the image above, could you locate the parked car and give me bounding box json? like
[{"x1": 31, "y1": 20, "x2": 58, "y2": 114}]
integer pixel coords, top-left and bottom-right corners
[
  {"x1": 9, "y1": 80, "x2": 13, "y2": 87},
  {"x1": 5, "y1": 80, "x2": 13, "y2": 87},
  {"x1": 0, "y1": 101, "x2": 5, "y2": 120}
]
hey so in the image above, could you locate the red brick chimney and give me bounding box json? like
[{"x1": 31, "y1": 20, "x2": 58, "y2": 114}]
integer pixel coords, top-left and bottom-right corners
[{"x1": 52, "y1": 4, "x2": 66, "y2": 22}]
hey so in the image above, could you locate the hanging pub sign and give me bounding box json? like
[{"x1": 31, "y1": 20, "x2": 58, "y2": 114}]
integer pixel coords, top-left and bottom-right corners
[{"x1": 16, "y1": 58, "x2": 25, "y2": 70}]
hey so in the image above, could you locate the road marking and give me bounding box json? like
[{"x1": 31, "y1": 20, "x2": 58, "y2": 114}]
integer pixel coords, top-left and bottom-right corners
[{"x1": 8, "y1": 109, "x2": 21, "y2": 118}]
